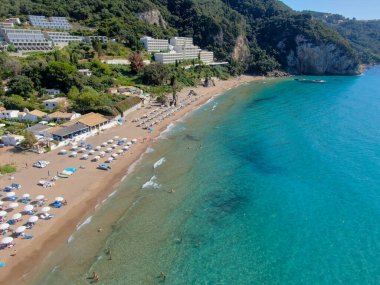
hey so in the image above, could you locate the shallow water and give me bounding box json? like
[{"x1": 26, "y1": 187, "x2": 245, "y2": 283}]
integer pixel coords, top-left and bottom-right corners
[{"x1": 33, "y1": 68, "x2": 380, "y2": 284}]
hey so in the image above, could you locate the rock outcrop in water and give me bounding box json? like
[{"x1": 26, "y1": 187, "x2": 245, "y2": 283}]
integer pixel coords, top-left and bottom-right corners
[{"x1": 284, "y1": 35, "x2": 361, "y2": 75}]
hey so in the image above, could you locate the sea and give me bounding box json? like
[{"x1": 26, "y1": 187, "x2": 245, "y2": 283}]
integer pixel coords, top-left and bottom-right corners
[{"x1": 32, "y1": 67, "x2": 380, "y2": 284}]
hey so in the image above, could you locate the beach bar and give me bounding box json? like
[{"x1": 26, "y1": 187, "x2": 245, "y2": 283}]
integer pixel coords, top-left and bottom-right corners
[{"x1": 50, "y1": 122, "x2": 89, "y2": 141}]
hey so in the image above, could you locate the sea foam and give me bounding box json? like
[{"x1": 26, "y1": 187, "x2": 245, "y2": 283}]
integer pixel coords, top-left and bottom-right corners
[
  {"x1": 154, "y1": 157, "x2": 166, "y2": 169},
  {"x1": 76, "y1": 216, "x2": 92, "y2": 231},
  {"x1": 142, "y1": 175, "x2": 160, "y2": 189}
]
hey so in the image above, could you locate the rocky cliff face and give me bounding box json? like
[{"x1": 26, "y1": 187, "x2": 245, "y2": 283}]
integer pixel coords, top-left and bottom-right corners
[
  {"x1": 231, "y1": 35, "x2": 250, "y2": 63},
  {"x1": 137, "y1": 9, "x2": 167, "y2": 28},
  {"x1": 284, "y1": 35, "x2": 361, "y2": 75}
]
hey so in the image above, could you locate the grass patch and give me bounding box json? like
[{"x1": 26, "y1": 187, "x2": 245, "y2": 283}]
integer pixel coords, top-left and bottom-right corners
[{"x1": 0, "y1": 164, "x2": 16, "y2": 174}]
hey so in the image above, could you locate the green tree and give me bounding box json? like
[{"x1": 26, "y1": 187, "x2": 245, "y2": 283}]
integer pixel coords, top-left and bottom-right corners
[
  {"x1": 142, "y1": 63, "x2": 170, "y2": 85},
  {"x1": 8, "y1": 75, "x2": 35, "y2": 98},
  {"x1": 20, "y1": 131, "x2": 37, "y2": 149},
  {"x1": 46, "y1": 61, "x2": 77, "y2": 91}
]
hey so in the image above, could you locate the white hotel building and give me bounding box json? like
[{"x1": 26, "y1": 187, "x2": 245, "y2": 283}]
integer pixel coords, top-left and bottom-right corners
[
  {"x1": 140, "y1": 36, "x2": 169, "y2": 52},
  {"x1": 45, "y1": 32, "x2": 83, "y2": 46},
  {"x1": 153, "y1": 37, "x2": 214, "y2": 64}
]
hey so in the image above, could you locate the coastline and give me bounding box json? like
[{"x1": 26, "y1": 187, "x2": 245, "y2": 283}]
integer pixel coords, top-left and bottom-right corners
[{"x1": 0, "y1": 75, "x2": 264, "y2": 284}]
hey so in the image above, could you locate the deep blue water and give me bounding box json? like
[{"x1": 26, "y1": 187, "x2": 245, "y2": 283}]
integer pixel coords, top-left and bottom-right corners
[{"x1": 35, "y1": 67, "x2": 380, "y2": 284}]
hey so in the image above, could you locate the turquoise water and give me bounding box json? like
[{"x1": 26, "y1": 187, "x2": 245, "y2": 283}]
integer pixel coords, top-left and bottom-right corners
[{"x1": 34, "y1": 67, "x2": 380, "y2": 284}]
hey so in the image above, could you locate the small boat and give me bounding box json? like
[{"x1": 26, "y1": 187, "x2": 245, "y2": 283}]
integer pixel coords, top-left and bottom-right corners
[
  {"x1": 294, "y1": 78, "x2": 326, "y2": 83},
  {"x1": 58, "y1": 173, "x2": 70, "y2": 178}
]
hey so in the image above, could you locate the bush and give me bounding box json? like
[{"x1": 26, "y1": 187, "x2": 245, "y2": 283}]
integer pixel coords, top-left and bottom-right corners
[{"x1": 0, "y1": 164, "x2": 16, "y2": 174}]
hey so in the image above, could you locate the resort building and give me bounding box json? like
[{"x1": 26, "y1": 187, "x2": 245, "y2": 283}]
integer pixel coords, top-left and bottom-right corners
[
  {"x1": 45, "y1": 32, "x2": 83, "y2": 46},
  {"x1": 102, "y1": 59, "x2": 130, "y2": 65},
  {"x1": 28, "y1": 15, "x2": 72, "y2": 30},
  {"x1": 173, "y1": 44, "x2": 201, "y2": 60},
  {"x1": 84, "y1": 36, "x2": 108, "y2": 43},
  {"x1": 0, "y1": 110, "x2": 20, "y2": 120},
  {"x1": 0, "y1": 28, "x2": 52, "y2": 52},
  {"x1": 1, "y1": 134, "x2": 25, "y2": 146},
  {"x1": 4, "y1": 18, "x2": 21, "y2": 25},
  {"x1": 78, "y1": 69, "x2": 92, "y2": 77},
  {"x1": 49, "y1": 112, "x2": 111, "y2": 141},
  {"x1": 169, "y1": 37, "x2": 193, "y2": 47},
  {"x1": 45, "y1": 88, "x2": 62, "y2": 96},
  {"x1": 22, "y1": 109, "x2": 47, "y2": 122},
  {"x1": 199, "y1": 50, "x2": 214, "y2": 63},
  {"x1": 140, "y1": 36, "x2": 169, "y2": 52},
  {"x1": 26, "y1": 123, "x2": 52, "y2": 138},
  {"x1": 0, "y1": 22, "x2": 15, "y2": 28},
  {"x1": 154, "y1": 51, "x2": 184, "y2": 64},
  {"x1": 46, "y1": 111, "x2": 81, "y2": 122},
  {"x1": 42, "y1": 97, "x2": 67, "y2": 110}
]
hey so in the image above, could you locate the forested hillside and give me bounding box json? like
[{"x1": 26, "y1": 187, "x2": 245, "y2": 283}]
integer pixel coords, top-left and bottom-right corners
[
  {"x1": 0, "y1": 0, "x2": 371, "y2": 74},
  {"x1": 305, "y1": 11, "x2": 380, "y2": 64}
]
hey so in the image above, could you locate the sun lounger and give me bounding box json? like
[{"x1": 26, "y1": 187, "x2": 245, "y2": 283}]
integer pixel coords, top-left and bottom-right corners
[{"x1": 23, "y1": 235, "x2": 33, "y2": 239}]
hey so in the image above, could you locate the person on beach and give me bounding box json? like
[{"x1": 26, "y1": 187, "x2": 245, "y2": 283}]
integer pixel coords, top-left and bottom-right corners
[
  {"x1": 62, "y1": 200, "x2": 68, "y2": 205},
  {"x1": 92, "y1": 272, "x2": 100, "y2": 282},
  {"x1": 160, "y1": 272, "x2": 166, "y2": 281}
]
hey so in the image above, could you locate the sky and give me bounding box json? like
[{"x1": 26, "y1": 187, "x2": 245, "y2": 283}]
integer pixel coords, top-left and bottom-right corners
[{"x1": 281, "y1": 0, "x2": 380, "y2": 20}]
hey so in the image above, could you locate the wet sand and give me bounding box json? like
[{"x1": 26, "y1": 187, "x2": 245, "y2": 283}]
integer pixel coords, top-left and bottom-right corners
[{"x1": 0, "y1": 75, "x2": 263, "y2": 284}]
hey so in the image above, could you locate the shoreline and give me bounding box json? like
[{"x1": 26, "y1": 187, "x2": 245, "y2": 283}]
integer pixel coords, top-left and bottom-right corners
[{"x1": 0, "y1": 75, "x2": 264, "y2": 284}]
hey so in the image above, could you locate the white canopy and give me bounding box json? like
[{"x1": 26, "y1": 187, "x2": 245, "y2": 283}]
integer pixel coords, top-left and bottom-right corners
[
  {"x1": 121, "y1": 137, "x2": 127, "y2": 142},
  {"x1": 114, "y1": 136, "x2": 119, "y2": 140},
  {"x1": 107, "y1": 139, "x2": 113, "y2": 144},
  {"x1": 0, "y1": 223, "x2": 10, "y2": 230},
  {"x1": 117, "y1": 150, "x2": 123, "y2": 154},
  {"x1": 8, "y1": 202, "x2": 19, "y2": 208},
  {"x1": 24, "y1": 205, "x2": 34, "y2": 211},
  {"x1": 15, "y1": 226, "x2": 26, "y2": 233},
  {"x1": 22, "y1": 193, "x2": 30, "y2": 198},
  {"x1": 0, "y1": 201, "x2": 3, "y2": 206},
  {"x1": 1, "y1": 237, "x2": 13, "y2": 244},
  {"x1": 111, "y1": 153, "x2": 118, "y2": 158},
  {"x1": 101, "y1": 142, "x2": 107, "y2": 147},
  {"x1": 41, "y1": 207, "x2": 51, "y2": 213},
  {"x1": 55, "y1": 197, "x2": 64, "y2": 202},
  {"x1": 112, "y1": 144, "x2": 117, "y2": 148},
  {"x1": 93, "y1": 155, "x2": 100, "y2": 160},
  {"x1": 100, "y1": 151, "x2": 106, "y2": 155},
  {"x1": 12, "y1": 213, "x2": 22, "y2": 220},
  {"x1": 127, "y1": 142, "x2": 132, "y2": 146},
  {"x1": 123, "y1": 146, "x2": 129, "y2": 151},
  {"x1": 28, "y1": 216, "x2": 39, "y2": 223},
  {"x1": 36, "y1": 195, "x2": 45, "y2": 200},
  {"x1": 89, "y1": 150, "x2": 95, "y2": 154},
  {"x1": 131, "y1": 138, "x2": 138, "y2": 143},
  {"x1": 6, "y1": 192, "x2": 15, "y2": 197},
  {"x1": 0, "y1": 211, "x2": 7, "y2": 217},
  {"x1": 71, "y1": 146, "x2": 78, "y2": 150}
]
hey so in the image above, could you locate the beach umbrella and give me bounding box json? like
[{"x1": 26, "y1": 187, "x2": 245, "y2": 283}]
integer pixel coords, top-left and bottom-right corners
[
  {"x1": 15, "y1": 226, "x2": 26, "y2": 233},
  {"x1": 111, "y1": 144, "x2": 117, "y2": 149},
  {"x1": 131, "y1": 138, "x2": 138, "y2": 143},
  {"x1": 127, "y1": 142, "x2": 132, "y2": 146},
  {"x1": 59, "y1": 149, "x2": 67, "y2": 155},
  {"x1": 24, "y1": 205, "x2": 34, "y2": 212},
  {"x1": 106, "y1": 148, "x2": 112, "y2": 153},
  {"x1": 1, "y1": 237, "x2": 13, "y2": 244},
  {"x1": 101, "y1": 142, "x2": 107, "y2": 147},
  {"x1": 106, "y1": 157, "x2": 114, "y2": 163},
  {"x1": 123, "y1": 146, "x2": 129, "y2": 151},
  {"x1": 22, "y1": 193, "x2": 30, "y2": 198},
  {"x1": 0, "y1": 201, "x2": 3, "y2": 206},
  {"x1": 80, "y1": 148, "x2": 86, "y2": 153},
  {"x1": 6, "y1": 192, "x2": 15, "y2": 198},
  {"x1": 8, "y1": 203, "x2": 19, "y2": 209},
  {"x1": 28, "y1": 216, "x2": 39, "y2": 223},
  {"x1": 93, "y1": 155, "x2": 100, "y2": 161},
  {"x1": 12, "y1": 213, "x2": 22, "y2": 220},
  {"x1": 114, "y1": 136, "x2": 119, "y2": 140},
  {"x1": 111, "y1": 153, "x2": 118, "y2": 158},
  {"x1": 41, "y1": 207, "x2": 51, "y2": 213},
  {"x1": 95, "y1": 146, "x2": 101, "y2": 151},
  {"x1": 35, "y1": 195, "x2": 45, "y2": 200},
  {"x1": 89, "y1": 150, "x2": 95, "y2": 155},
  {"x1": 55, "y1": 197, "x2": 64, "y2": 202},
  {"x1": 71, "y1": 146, "x2": 78, "y2": 151},
  {"x1": 117, "y1": 150, "x2": 123, "y2": 154},
  {"x1": 0, "y1": 211, "x2": 7, "y2": 217},
  {"x1": 107, "y1": 139, "x2": 113, "y2": 144},
  {"x1": 0, "y1": 223, "x2": 9, "y2": 230},
  {"x1": 121, "y1": 137, "x2": 127, "y2": 142}
]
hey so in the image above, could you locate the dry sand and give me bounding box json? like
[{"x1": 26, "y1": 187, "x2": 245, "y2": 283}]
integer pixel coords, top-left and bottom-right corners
[{"x1": 0, "y1": 75, "x2": 263, "y2": 284}]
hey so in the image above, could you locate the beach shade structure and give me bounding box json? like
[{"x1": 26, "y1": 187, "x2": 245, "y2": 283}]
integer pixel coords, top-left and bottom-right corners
[
  {"x1": 35, "y1": 195, "x2": 45, "y2": 200},
  {"x1": 79, "y1": 148, "x2": 87, "y2": 153},
  {"x1": 111, "y1": 153, "x2": 118, "y2": 158},
  {"x1": 105, "y1": 157, "x2": 114, "y2": 163},
  {"x1": 22, "y1": 193, "x2": 30, "y2": 198},
  {"x1": 41, "y1": 207, "x2": 51, "y2": 213},
  {"x1": 111, "y1": 144, "x2": 117, "y2": 149},
  {"x1": 81, "y1": 154, "x2": 89, "y2": 160},
  {"x1": 107, "y1": 139, "x2": 113, "y2": 144},
  {"x1": 106, "y1": 148, "x2": 112, "y2": 153},
  {"x1": 121, "y1": 137, "x2": 127, "y2": 142},
  {"x1": 0, "y1": 201, "x2": 3, "y2": 206},
  {"x1": 0, "y1": 211, "x2": 7, "y2": 217},
  {"x1": 92, "y1": 155, "x2": 101, "y2": 162},
  {"x1": 95, "y1": 146, "x2": 101, "y2": 151},
  {"x1": 28, "y1": 216, "x2": 39, "y2": 223},
  {"x1": 58, "y1": 149, "x2": 67, "y2": 155},
  {"x1": 127, "y1": 142, "x2": 132, "y2": 146},
  {"x1": 69, "y1": 152, "x2": 78, "y2": 158},
  {"x1": 55, "y1": 197, "x2": 64, "y2": 202},
  {"x1": 15, "y1": 226, "x2": 26, "y2": 233},
  {"x1": 131, "y1": 138, "x2": 138, "y2": 143},
  {"x1": 88, "y1": 150, "x2": 95, "y2": 155},
  {"x1": 6, "y1": 192, "x2": 16, "y2": 198},
  {"x1": 0, "y1": 223, "x2": 9, "y2": 230},
  {"x1": 71, "y1": 146, "x2": 78, "y2": 151},
  {"x1": 24, "y1": 205, "x2": 34, "y2": 212},
  {"x1": 123, "y1": 146, "x2": 129, "y2": 151},
  {"x1": 8, "y1": 202, "x2": 19, "y2": 209},
  {"x1": 117, "y1": 150, "x2": 124, "y2": 154},
  {"x1": 1, "y1": 237, "x2": 13, "y2": 244},
  {"x1": 12, "y1": 213, "x2": 22, "y2": 220}
]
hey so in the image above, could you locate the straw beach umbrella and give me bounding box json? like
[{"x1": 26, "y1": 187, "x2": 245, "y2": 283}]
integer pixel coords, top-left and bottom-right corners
[
  {"x1": 15, "y1": 226, "x2": 26, "y2": 233},
  {"x1": 24, "y1": 205, "x2": 34, "y2": 212},
  {"x1": 12, "y1": 213, "x2": 22, "y2": 220},
  {"x1": 0, "y1": 223, "x2": 9, "y2": 230},
  {"x1": 1, "y1": 237, "x2": 13, "y2": 244},
  {"x1": 28, "y1": 216, "x2": 39, "y2": 223},
  {"x1": 41, "y1": 207, "x2": 51, "y2": 213}
]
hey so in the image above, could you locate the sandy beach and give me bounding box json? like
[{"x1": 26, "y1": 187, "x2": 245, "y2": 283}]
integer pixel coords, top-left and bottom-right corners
[{"x1": 0, "y1": 75, "x2": 262, "y2": 284}]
